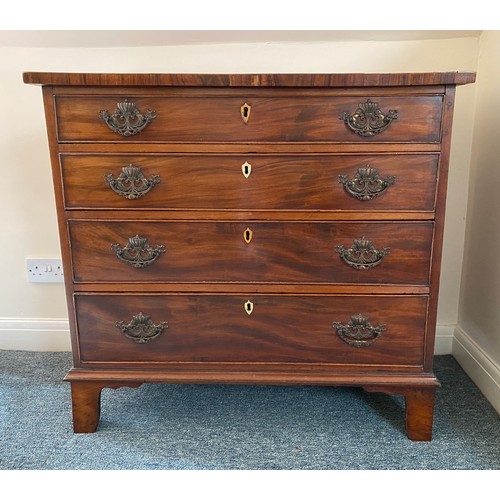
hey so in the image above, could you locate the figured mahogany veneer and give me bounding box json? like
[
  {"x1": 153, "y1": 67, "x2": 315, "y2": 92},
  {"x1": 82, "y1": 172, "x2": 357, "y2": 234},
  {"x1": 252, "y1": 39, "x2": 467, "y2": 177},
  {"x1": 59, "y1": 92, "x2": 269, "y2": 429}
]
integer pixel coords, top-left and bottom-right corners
[
  {"x1": 25, "y1": 71, "x2": 475, "y2": 440},
  {"x1": 54, "y1": 94, "x2": 443, "y2": 143},
  {"x1": 60, "y1": 154, "x2": 439, "y2": 212},
  {"x1": 75, "y1": 294, "x2": 428, "y2": 365},
  {"x1": 68, "y1": 220, "x2": 433, "y2": 285}
]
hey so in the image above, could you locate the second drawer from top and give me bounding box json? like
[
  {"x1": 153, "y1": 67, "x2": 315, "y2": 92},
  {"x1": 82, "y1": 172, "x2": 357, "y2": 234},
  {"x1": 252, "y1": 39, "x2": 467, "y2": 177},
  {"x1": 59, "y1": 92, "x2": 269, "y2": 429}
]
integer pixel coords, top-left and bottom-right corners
[{"x1": 61, "y1": 154, "x2": 439, "y2": 212}]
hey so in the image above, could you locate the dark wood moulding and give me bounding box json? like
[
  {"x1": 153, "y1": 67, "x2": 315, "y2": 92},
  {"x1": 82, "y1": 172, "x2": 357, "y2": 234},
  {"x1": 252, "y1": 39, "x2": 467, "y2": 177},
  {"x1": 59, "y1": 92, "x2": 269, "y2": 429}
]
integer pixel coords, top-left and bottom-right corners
[{"x1": 23, "y1": 71, "x2": 476, "y2": 87}]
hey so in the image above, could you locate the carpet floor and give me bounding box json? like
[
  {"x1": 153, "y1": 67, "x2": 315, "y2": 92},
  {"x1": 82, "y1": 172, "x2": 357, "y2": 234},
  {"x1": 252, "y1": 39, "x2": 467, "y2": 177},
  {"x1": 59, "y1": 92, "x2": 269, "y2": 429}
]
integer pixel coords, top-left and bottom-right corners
[{"x1": 0, "y1": 351, "x2": 498, "y2": 470}]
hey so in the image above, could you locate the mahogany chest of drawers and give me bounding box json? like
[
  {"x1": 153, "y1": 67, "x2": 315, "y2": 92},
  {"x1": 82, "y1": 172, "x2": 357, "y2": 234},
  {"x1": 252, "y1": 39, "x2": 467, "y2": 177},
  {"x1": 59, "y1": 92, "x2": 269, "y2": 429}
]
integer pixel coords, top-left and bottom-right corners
[{"x1": 25, "y1": 71, "x2": 475, "y2": 440}]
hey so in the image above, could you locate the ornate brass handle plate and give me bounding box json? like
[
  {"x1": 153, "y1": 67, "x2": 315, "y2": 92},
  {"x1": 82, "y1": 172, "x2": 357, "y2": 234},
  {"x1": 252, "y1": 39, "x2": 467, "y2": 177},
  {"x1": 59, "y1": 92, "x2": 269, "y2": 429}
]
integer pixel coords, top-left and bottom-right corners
[
  {"x1": 333, "y1": 313, "x2": 385, "y2": 347},
  {"x1": 340, "y1": 99, "x2": 398, "y2": 137},
  {"x1": 105, "y1": 164, "x2": 160, "y2": 200},
  {"x1": 339, "y1": 166, "x2": 396, "y2": 201},
  {"x1": 116, "y1": 312, "x2": 167, "y2": 344},
  {"x1": 112, "y1": 235, "x2": 165, "y2": 268},
  {"x1": 99, "y1": 100, "x2": 156, "y2": 136},
  {"x1": 336, "y1": 236, "x2": 390, "y2": 270}
]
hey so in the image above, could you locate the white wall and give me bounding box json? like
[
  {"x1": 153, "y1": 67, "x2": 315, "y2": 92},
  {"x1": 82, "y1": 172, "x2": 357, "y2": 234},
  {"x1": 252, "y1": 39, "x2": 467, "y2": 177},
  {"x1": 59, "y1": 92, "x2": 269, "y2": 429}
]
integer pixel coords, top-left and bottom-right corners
[
  {"x1": 0, "y1": 33, "x2": 479, "y2": 352},
  {"x1": 454, "y1": 31, "x2": 500, "y2": 412}
]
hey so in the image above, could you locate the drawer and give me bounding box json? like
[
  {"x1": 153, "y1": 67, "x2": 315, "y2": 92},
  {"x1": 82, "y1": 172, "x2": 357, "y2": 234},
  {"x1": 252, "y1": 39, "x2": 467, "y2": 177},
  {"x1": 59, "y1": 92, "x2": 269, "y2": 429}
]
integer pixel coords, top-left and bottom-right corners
[
  {"x1": 55, "y1": 95, "x2": 443, "y2": 143},
  {"x1": 61, "y1": 154, "x2": 439, "y2": 212},
  {"x1": 75, "y1": 294, "x2": 427, "y2": 365},
  {"x1": 69, "y1": 221, "x2": 433, "y2": 285}
]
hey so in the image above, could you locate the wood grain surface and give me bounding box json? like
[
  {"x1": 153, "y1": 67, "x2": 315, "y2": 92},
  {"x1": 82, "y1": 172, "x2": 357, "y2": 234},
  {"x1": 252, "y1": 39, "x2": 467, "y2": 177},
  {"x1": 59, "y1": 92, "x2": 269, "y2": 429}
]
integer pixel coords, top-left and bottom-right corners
[
  {"x1": 23, "y1": 71, "x2": 476, "y2": 87},
  {"x1": 75, "y1": 294, "x2": 428, "y2": 365},
  {"x1": 61, "y1": 153, "x2": 439, "y2": 212},
  {"x1": 54, "y1": 94, "x2": 443, "y2": 143},
  {"x1": 68, "y1": 220, "x2": 433, "y2": 285}
]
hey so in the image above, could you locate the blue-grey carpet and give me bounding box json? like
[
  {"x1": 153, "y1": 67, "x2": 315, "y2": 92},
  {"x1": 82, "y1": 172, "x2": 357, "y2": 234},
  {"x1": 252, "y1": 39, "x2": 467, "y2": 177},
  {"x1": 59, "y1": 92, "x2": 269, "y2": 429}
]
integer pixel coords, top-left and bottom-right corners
[{"x1": 0, "y1": 351, "x2": 498, "y2": 470}]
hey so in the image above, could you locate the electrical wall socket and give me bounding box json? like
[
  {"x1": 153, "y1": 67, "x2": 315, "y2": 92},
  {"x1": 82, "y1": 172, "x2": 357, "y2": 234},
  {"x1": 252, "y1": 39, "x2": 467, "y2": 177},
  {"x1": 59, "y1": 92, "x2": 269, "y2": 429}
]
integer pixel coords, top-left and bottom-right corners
[{"x1": 27, "y1": 259, "x2": 64, "y2": 283}]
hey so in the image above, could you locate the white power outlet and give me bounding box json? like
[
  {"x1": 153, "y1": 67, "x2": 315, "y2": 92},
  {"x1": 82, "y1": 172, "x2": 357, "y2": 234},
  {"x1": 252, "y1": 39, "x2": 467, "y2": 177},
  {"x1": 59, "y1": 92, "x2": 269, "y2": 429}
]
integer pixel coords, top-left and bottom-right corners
[{"x1": 27, "y1": 259, "x2": 64, "y2": 283}]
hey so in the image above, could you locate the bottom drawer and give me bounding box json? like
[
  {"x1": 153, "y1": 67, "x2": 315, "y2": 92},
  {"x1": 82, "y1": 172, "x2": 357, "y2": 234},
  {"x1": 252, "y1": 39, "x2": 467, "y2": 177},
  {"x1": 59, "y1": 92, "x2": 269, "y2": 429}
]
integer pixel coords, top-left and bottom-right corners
[{"x1": 75, "y1": 294, "x2": 427, "y2": 366}]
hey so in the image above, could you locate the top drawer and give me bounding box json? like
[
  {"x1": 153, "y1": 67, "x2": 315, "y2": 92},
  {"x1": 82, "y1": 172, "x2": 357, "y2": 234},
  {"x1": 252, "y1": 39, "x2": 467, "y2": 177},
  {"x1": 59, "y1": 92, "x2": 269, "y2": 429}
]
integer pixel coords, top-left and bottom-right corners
[{"x1": 54, "y1": 94, "x2": 443, "y2": 143}]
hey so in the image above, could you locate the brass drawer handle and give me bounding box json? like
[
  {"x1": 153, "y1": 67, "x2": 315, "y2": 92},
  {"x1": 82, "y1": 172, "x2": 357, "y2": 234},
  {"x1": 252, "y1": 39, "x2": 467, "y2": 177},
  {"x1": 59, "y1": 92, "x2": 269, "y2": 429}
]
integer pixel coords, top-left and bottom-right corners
[
  {"x1": 241, "y1": 102, "x2": 251, "y2": 123},
  {"x1": 112, "y1": 235, "x2": 165, "y2": 268},
  {"x1": 339, "y1": 166, "x2": 396, "y2": 201},
  {"x1": 99, "y1": 100, "x2": 156, "y2": 136},
  {"x1": 340, "y1": 99, "x2": 398, "y2": 137},
  {"x1": 333, "y1": 313, "x2": 385, "y2": 347},
  {"x1": 335, "y1": 236, "x2": 390, "y2": 270},
  {"x1": 116, "y1": 312, "x2": 167, "y2": 344},
  {"x1": 104, "y1": 164, "x2": 160, "y2": 200}
]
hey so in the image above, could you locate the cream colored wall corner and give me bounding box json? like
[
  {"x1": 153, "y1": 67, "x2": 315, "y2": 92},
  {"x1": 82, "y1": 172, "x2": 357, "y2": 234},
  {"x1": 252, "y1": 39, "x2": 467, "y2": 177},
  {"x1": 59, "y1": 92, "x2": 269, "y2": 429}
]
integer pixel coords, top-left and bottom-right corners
[
  {"x1": 0, "y1": 35, "x2": 478, "y2": 352},
  {"x1": 454, "y1": 31, "x2": 500, "y2": 412}
]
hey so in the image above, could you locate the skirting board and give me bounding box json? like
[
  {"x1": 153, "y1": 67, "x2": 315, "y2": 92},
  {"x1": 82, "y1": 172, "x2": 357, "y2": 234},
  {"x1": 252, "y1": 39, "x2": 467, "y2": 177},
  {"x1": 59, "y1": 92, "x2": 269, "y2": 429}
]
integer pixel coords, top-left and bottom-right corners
[
  {"x1": 453, "y1": 325, "x2": 500, "y2": 413},
  {"x1": 0, "y1": 318, "x2": 71, "y2": 351},
  {"x1": 434, "y1": 324, "x2": 455, "y2": 355},
  {"x1": 0, "y1": 317, "x2": 454, "y2": 354}
]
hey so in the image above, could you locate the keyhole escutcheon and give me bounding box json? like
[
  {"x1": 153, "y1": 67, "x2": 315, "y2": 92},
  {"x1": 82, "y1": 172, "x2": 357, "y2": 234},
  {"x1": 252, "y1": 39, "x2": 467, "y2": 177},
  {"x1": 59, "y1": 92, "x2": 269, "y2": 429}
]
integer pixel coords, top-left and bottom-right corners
[
  {"x1": 244, "y1": 300, "x2": 254, "y2": 315},
  {"x1": 244, "y1": 227, "x2": 253, "y2": 244},
  {"x1": 241, "y1": 102, "x2": 251, "y2": 123},
  {"x1": 242, "y1": 161, "x2": 252, "y2": 179}
]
